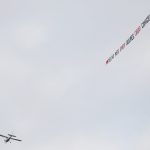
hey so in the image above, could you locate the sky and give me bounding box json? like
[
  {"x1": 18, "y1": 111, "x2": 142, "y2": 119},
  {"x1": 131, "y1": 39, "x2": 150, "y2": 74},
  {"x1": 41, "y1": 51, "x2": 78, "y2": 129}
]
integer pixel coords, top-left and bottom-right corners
[{"x1": 0, "y1": 0, "x2": 150, "y2": 149}]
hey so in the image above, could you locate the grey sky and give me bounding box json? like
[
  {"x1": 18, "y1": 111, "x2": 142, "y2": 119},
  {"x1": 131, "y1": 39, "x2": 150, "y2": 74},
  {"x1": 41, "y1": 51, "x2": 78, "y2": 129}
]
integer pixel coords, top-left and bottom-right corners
[{"x1": 0, "y1": 0, "x2": 150, "y2": 149}]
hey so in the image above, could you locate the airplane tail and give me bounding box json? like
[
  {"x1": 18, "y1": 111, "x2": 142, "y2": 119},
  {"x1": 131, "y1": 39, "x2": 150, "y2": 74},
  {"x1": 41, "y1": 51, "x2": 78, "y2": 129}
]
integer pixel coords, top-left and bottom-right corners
[{"x1": 8, "y1": 134, "x2": 16, "y2": 137}]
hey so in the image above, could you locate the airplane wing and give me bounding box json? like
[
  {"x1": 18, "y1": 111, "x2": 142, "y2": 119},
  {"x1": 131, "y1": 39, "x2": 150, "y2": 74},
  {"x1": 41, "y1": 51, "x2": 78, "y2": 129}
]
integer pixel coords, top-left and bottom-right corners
[
  {"x1": 10, "y1": 138, "x2": 22, "y2": 142},
  {"x1": 0, "y1": 135, "x2": 8, "y2": 138}
]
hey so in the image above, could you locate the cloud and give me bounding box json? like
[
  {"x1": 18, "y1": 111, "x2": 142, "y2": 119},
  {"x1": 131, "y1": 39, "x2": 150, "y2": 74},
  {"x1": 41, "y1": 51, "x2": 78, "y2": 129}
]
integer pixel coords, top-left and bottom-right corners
[{"x1": 12, "y1": 23, "x2": 47, "y2": 50}]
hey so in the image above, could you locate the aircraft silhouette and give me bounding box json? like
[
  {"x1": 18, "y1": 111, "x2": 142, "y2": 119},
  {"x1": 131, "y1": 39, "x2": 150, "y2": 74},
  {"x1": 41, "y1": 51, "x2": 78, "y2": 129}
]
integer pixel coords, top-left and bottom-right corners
[{"x1": 0, "y1": 134, "x2": 22, "y2": 143}]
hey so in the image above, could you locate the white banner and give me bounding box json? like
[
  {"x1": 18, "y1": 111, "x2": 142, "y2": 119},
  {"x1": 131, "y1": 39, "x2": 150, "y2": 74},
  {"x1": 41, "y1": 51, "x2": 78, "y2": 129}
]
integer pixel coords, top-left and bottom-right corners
[{"x1": 105, "y1": 14, "x2": 150, "y2": 64}]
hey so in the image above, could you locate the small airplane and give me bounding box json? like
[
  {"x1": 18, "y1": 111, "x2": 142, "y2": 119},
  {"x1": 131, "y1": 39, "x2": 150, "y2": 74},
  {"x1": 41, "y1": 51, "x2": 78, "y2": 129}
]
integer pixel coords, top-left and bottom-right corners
[{"x1": 0, "y1": 134, "x2": 22, "y2": 143}]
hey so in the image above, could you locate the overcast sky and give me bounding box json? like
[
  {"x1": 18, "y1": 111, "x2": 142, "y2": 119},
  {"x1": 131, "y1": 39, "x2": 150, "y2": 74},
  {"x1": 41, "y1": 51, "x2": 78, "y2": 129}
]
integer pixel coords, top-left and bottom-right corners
[{"x1": 0, "y1": 0, "x2": 150, "y2": 150}]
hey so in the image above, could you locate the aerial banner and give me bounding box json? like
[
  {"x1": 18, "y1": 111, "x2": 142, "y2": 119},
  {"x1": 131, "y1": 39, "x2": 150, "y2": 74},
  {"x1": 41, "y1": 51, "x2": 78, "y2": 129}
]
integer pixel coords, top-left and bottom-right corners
[{"x1": 105, "y1": 14, "x2": 150, "y2": 64}]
